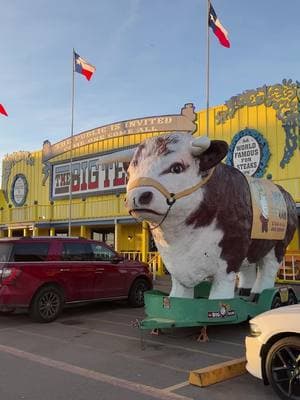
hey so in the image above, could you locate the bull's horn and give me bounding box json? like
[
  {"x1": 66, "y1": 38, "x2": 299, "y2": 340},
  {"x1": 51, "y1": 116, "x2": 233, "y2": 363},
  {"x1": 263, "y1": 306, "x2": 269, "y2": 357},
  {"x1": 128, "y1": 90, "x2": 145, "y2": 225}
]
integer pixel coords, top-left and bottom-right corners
[
  {"x1": 191, "y1": 136, "x2": 211, "y2": 156},
  {"x1": 97, "y1": 147, "x2": 136, "y2": 166}
]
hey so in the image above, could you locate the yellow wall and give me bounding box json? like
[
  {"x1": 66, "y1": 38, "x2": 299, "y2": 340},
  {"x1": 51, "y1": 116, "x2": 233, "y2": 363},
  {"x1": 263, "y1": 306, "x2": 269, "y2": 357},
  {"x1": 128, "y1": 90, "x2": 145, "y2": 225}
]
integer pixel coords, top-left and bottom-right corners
[
  {"x1": 117, "y1": 224, "x2": 143, "y2": 252},
  {"x1": 197, "y1": 103, "x2": 300, "y2": 202},
  {"x1": 3, "y1": 150, "x2": 50, "y2": 207},
  {"x1": 0, "y1": 190, "x2": 7, "y2": 209}
]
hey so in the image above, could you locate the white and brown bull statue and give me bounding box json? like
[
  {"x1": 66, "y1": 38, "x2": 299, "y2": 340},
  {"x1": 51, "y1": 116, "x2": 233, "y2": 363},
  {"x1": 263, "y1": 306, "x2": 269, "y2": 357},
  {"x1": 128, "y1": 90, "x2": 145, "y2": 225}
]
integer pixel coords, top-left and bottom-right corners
[{"x1": 102, "y1": 132, "x2": 298, "y2": 299}]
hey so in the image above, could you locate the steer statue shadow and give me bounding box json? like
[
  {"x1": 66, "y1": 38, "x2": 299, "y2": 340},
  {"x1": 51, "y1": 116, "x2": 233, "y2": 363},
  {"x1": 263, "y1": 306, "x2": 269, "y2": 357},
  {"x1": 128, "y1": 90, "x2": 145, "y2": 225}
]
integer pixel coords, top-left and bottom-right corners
[{"x1": 101, "y1": 132, "x2": 297, "y2": 301}]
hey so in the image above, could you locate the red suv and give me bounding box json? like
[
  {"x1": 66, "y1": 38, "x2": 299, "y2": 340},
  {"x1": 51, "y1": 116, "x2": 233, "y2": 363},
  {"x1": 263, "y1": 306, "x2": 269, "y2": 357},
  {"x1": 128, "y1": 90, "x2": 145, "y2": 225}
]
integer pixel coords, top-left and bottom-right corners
[{"x1": 0, "y1": 237, "x2": 152, "y2": 322}]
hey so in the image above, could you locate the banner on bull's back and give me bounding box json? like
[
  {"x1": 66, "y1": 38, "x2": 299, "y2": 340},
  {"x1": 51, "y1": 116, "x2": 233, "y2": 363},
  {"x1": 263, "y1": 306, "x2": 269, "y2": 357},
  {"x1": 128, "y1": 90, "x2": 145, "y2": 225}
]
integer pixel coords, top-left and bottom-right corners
[{"x1": 247, "y1": 177, "x2": 288, "y2": 240}]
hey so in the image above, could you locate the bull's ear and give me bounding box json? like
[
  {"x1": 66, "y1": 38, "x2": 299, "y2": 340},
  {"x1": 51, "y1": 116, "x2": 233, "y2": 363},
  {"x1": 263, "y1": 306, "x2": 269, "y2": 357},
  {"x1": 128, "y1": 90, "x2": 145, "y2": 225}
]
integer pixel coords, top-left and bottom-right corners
[{"x1": 198, "y1": 140, "x2": 228, "y2": 171}]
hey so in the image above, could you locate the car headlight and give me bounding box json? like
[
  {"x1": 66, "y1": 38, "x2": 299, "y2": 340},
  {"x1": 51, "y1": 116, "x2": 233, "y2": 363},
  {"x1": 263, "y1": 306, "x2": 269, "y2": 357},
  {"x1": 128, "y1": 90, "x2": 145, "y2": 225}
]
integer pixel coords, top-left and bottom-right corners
[{"x1": 249, "y1": 322, "x2": 262, "y2": 337}]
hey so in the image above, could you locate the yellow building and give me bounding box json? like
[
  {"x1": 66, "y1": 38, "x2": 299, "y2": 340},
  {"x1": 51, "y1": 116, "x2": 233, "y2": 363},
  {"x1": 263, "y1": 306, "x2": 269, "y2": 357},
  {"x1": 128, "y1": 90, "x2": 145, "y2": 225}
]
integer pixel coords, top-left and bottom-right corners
[{"x1": 1, "y1": 79, "x2": 299, "y2": 274}]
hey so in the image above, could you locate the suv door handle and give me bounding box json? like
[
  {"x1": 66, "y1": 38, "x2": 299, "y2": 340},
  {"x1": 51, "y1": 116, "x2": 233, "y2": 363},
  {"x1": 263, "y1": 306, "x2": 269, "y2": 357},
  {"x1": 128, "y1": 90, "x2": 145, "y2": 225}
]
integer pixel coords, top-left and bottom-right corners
[
  {"x1": 60, "y1": 268, "x2": 70, "y2": 272},
  {"x1": 96, "y1": 268, "x2": 104, "y2": 273}
]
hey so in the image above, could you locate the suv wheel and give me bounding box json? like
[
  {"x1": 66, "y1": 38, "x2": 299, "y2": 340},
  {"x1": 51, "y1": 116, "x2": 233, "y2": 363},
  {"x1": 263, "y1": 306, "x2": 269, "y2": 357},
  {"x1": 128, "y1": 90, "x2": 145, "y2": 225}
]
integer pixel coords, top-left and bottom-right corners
[
  {"x1": 128, "y1": 279, "x2": 149, "y2": 307},
  {"x1": 30, "y1": 285, "x2": 64, "y2": 323},
  {"x1": 266, "y1": 336, "x2": 300, "y2": 400}
]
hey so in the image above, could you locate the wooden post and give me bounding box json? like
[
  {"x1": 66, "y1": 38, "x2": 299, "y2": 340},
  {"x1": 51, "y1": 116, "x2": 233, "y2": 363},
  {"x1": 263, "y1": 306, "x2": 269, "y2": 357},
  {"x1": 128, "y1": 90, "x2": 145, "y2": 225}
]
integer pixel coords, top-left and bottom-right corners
[
  {"x1": 141, "y1": 221, "x2": 149, "y2": 263},
  {"x1": 114, "y1": 221, "x2": 121, "y2": 252},
  {"x1": 80, "y1": 225, "x2": 87, "y2": 238}
]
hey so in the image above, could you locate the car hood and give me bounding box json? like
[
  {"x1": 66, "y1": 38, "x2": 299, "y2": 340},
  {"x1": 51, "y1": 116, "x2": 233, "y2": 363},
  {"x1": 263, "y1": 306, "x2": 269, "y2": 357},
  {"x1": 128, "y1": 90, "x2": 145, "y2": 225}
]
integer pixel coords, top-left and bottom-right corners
[{"x1": 250, "y1": 304, "x2": 300, "y2": 332}]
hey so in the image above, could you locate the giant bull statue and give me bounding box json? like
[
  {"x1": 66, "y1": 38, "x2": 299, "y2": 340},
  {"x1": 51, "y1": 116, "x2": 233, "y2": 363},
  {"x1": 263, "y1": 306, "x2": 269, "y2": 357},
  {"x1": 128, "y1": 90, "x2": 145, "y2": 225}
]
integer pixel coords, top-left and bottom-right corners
[{"x1": 104, "y1": 132, "x2": 298, "y2": 299}]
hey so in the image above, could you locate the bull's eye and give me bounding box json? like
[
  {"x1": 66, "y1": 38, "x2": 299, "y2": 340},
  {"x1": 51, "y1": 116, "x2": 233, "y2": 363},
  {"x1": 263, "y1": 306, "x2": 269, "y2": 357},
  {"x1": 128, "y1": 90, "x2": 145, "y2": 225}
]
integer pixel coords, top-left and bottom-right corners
[{"x1": 169, "y1": 162, "x2": 184, "y2": 174}]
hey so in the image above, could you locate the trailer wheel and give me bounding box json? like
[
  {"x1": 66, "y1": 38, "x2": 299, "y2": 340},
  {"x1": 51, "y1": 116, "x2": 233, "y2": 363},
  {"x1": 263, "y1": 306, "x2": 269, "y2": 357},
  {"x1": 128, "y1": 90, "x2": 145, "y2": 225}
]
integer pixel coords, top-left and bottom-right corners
[
  {"x1": 288, "y1": 291, "x2": 298, "y2": 305},
  {"x1": 271, "y1": 294, "x2": 282, "y2": 309}
]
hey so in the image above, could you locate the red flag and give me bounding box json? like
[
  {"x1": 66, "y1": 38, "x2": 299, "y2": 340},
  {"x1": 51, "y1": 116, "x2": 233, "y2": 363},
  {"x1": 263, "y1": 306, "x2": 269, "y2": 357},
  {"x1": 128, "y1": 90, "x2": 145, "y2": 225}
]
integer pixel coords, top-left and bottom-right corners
[{"x1": 0, "y1": 104, "x2": 8, "y2": 117}]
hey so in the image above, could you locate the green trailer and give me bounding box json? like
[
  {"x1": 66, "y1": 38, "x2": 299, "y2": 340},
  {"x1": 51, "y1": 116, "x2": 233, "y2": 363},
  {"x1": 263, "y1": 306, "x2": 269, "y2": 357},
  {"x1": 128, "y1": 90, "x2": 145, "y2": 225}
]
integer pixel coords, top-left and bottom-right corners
[{"x1": 140, "y1": 281, "x2": 298, "y2": 332}]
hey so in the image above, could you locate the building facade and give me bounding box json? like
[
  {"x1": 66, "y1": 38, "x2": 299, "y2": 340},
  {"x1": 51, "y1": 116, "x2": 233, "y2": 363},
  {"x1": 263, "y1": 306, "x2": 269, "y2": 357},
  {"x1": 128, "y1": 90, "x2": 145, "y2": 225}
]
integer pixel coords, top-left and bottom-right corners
[{"x1": 1, "y1": 80, "x2": 299, "y2": 272}]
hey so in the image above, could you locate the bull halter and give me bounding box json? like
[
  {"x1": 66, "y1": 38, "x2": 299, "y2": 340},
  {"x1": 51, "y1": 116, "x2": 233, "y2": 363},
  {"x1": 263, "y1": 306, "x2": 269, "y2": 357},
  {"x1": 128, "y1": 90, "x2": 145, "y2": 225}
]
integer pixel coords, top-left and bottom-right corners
[{"x1": 127, "y1": 166, "x2": 215, "y2": 230}]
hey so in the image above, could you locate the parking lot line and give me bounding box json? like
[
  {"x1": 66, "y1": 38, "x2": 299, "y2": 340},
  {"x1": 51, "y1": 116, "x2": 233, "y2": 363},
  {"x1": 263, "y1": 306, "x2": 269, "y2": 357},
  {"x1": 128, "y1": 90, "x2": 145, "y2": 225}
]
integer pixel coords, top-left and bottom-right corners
[
  {"x1": 162, "y1": 381, "x2": 190, "y2": 392},
  {"x1": 79, "y1": 316, "x2": 133, "y2": 326},
  {"x1": 0, "y1": 344, "x2": 192, "y2": 400},
  {"x1": 210, "y1": 338, "x2": 244, "y2": 347}
]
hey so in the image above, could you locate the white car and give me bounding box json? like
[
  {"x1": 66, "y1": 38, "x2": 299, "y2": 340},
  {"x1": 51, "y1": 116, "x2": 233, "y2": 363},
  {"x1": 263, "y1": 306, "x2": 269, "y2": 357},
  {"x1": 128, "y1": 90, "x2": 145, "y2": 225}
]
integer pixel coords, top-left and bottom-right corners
[{"x1": 246, "y1": 304, "x2": 300, "y2": 400}]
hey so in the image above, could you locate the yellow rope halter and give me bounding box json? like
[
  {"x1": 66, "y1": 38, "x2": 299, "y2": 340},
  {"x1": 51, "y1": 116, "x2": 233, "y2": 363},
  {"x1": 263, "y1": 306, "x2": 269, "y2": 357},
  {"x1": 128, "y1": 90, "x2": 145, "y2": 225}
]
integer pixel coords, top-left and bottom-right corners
[{"x1": 127, "y1": 167, "x2": 215, "y2": 205}]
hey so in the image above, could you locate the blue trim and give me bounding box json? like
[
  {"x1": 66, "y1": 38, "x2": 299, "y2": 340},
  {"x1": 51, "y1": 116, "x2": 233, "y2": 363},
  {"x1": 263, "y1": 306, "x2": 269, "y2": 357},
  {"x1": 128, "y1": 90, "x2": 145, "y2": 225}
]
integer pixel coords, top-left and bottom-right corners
[
  {"x1": 35, "y1": 217, "x2": 136, "y2": 228},
  {"x1": 226, "y1": 128, "x2": 270, "y2": 177}
]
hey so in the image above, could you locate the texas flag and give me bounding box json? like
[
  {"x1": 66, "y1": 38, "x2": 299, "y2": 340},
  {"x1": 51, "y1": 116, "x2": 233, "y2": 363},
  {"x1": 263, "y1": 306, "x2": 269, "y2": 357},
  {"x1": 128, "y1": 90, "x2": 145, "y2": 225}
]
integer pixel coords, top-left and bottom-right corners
[
  {"x1": 209, "y1": 3, "x2": 230, "y2": 48},
  {"x1": 74, "y1": 52, "x2": 96, "y2": 81},
  {"x1": 0, "y1": 104, "x2": 8, "y2": 117}
]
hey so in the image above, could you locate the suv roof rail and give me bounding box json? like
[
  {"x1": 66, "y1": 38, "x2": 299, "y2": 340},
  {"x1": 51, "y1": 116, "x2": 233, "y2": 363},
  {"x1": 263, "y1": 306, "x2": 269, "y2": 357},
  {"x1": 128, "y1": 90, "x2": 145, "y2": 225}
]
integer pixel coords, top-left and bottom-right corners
[
  {"x1": 24, "y1": 236, "x2": 85, "y2": 239},
  {"x1": 0, "y1": 236, "x2": 88, "y2": 240}
]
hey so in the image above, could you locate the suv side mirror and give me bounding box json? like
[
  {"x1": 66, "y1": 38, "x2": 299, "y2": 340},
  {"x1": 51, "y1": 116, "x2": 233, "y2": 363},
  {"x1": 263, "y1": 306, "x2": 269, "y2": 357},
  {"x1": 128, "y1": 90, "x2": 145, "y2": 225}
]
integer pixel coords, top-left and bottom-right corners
[{"x1": 111, "y1": 255, "x2": 123, "y2": 264}]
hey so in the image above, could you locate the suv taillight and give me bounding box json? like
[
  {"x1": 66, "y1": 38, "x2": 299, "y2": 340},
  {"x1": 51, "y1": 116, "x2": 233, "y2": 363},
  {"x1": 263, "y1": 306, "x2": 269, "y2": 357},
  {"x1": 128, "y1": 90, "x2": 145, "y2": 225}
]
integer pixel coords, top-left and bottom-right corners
[{"x1": 0, "y1": 267, "x2": 21, "y2": 285}]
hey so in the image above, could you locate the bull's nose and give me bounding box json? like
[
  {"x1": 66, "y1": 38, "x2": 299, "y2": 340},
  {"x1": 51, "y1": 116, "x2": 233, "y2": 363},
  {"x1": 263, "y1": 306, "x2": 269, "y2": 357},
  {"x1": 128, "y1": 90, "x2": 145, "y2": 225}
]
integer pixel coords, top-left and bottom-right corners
[{"x1": 138, "y1": 191, "x2": 153, "y2": 205}]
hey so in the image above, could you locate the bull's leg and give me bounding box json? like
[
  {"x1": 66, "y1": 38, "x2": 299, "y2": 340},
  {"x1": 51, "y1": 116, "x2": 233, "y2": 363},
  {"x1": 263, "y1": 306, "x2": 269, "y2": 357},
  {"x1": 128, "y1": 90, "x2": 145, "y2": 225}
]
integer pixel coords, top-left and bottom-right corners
[
  {"x1": 251, "y1": 249, "x2": 280, "y2": 294},
  {"x1": 237, "y1": 261, "x2": 257, "y2": 296},
  {"x1": 169, "y1": 276, "x2": 194, "y2": 298},
  {"x1": 209, "y1": 268, "x2": 236, "y2": 299}
]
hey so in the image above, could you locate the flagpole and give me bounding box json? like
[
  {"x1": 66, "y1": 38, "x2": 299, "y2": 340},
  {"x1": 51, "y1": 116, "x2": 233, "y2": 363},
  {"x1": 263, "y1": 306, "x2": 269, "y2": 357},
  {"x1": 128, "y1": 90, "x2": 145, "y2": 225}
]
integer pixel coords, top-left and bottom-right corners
[
  {"x1": 206, "y1": 0, "x2": 211, "y2": 136},
  {"x1": 68, "y1": 49, "x2": 75, "y2": 237}
]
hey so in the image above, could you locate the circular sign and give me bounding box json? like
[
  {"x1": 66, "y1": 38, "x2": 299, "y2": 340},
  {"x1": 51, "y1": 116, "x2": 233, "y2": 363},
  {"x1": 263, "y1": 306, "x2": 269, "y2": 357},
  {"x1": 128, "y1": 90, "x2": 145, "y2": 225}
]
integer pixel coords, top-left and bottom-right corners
[
  {"x1": 226, "y1": 129, "x2": 270, "y2": 177},
  {"x1": 232, "y1": 135, "x2": 261, "y2": 176},
  {"x1": 11, "y1": 174, "x2": 28, "y2": 207}
]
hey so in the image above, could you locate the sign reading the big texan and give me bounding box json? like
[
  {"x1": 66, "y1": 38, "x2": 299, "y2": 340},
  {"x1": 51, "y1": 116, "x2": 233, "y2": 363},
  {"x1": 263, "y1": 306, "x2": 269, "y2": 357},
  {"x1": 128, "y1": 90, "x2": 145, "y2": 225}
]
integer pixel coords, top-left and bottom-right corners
[{"x1": 52, "y1": 156, "x2": 126, "y2": 199}]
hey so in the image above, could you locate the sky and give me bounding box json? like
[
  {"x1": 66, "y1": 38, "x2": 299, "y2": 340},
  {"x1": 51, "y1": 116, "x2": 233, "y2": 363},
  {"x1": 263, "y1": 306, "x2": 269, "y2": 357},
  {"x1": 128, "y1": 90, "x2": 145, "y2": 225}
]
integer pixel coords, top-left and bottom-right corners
[{"x1": 1, "y1": 0, "x2": 300, "y2": 167}]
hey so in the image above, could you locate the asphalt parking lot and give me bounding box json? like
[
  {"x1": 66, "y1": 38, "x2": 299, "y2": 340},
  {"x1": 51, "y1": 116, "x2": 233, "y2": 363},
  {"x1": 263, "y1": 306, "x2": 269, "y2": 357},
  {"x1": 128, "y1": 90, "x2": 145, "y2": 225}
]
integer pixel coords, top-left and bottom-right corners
[{"x1": 0, "y1": 277, "x2": 285, "y2": 400}]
